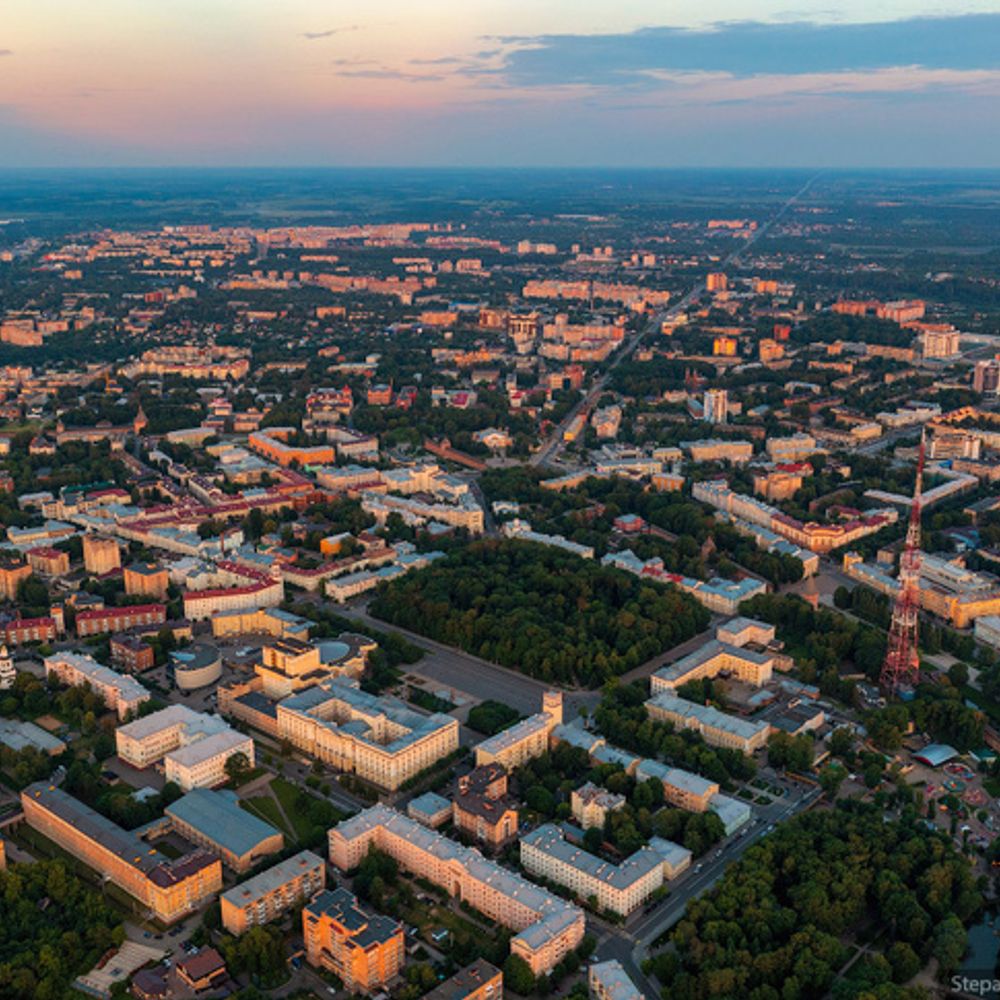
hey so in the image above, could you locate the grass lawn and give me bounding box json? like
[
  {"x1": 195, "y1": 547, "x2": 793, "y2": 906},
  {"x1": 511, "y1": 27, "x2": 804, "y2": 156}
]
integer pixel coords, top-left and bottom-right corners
[
  {"x1": 270, "y1": 777, "x2": 315, "y2": 842},
  {"x1": 240, "y1": 795, "x2": 293, "y2": 838},
  {"x1": 270, "y1": 776, "x2": 345, "y2": 842}
]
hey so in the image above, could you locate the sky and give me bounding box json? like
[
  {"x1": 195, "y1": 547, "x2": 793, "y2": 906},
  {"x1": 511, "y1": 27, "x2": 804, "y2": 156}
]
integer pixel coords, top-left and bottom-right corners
[{"x1": 2, "y1": 1, "x2": 1000, "y2": 168}]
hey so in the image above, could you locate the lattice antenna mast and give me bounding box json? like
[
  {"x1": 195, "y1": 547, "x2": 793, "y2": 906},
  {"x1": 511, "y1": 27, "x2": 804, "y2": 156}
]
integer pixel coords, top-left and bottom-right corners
[{"x1": 879, "y1": 433, "x2": 925, "y2": 696}]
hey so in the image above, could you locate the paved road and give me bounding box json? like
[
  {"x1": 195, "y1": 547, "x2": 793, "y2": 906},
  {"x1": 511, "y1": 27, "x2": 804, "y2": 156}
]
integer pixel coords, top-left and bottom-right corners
[
  {"x1": 595, "y1": 781, "x2": 823, "y2": 993},
  {"x1": 336, "y1": 603, "x2": 584, "y2": 717},
  {"x1": 530, "y1": 172, "x2": 823, "y2": 470},
  {"x1": 618, "y1": 623, "x2": 719, "y2": 686}
]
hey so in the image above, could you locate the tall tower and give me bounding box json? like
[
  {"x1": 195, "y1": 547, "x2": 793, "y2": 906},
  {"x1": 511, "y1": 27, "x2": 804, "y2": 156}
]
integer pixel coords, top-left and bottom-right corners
[{"x1": 879, "y1": 436, "x2": 926, "y2": 697}]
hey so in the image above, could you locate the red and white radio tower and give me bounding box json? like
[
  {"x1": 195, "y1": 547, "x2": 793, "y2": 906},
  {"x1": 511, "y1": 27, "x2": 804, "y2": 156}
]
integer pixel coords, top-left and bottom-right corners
[{"x1": 879, "y1": 434, "x2": 926, "y2": 697}]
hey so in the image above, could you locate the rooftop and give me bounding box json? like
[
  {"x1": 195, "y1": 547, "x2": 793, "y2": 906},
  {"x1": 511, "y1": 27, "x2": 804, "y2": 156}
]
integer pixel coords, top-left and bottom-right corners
[
  {"x1": 220, "y1": 850, "x2": 324, "y2": 910},
  {"x1": 167, "y1": 788, "x2": 281, "y2": 859}
]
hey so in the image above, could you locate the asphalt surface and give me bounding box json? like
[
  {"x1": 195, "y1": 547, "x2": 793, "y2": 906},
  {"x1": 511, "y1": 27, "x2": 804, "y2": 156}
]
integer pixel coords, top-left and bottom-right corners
[
  {"x1": 530, "y1": 171, "x2": 822, "y2": 471},
  {"x1": 595, "y1": 780, "x2": 824, "y2": 995}
]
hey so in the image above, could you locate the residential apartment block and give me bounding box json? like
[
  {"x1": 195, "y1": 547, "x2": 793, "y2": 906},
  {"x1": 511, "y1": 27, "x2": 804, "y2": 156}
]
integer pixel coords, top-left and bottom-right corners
[
  {"x1": 329, "y1": 805, "x2": 585, "y2": 976},
  {"x1": 220, "y1": 850, "x2": 326, "y2": 935},
  {"x1": 646, "y1": 691, "x2": 770, "y2": 753},
  {"x1": 452, "y1": 764, "x2": 519, "y2": 850},
  {"x1": 45, "y1": 651, "x2": 150, "y2": 719},
  {"x1": 303, "y1": 887, "x2": 405, "y2": 994},
  {"x1": 521, "y1": 824, "x2": 664, "y2": 916}
]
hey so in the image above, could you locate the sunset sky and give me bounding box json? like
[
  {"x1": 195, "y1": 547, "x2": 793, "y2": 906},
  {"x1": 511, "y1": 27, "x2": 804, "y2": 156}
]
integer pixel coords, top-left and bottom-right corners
[{"x1": 2, "y1": 1, "x2": 1000, "y2": 167}]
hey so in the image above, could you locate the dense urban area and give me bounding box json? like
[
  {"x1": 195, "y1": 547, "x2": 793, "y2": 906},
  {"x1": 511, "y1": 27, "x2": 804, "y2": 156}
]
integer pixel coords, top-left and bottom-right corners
[{"x1": 1, "y1": 169, "x2": 1000, "y2": 1000}]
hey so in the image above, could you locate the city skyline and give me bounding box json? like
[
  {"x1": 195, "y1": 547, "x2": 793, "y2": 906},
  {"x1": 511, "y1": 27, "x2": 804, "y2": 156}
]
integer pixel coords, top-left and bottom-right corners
[{"x1": 2, "y1": 1, "x2": 1000, "y2": 168}]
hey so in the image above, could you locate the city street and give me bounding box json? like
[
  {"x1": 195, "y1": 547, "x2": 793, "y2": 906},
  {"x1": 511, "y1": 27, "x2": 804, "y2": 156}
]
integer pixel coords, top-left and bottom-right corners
[{"x1": 594, "y1": 781, "x2": 824, "y2": 995}]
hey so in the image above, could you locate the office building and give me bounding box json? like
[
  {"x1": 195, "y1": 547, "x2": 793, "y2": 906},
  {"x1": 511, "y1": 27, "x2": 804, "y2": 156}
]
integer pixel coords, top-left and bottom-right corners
[
  {"x1": 275, "y1": 677, "x2": 459, "y2": 791},
  {"x1": 115, "y1": 704, "x2": 254, "y2": 791},
  {"x1": 475, "y1": 691, "x2": 562, "y2": 770},
  {"x1": 21, "y1": 782, "x2": 221, "y2": 925}
]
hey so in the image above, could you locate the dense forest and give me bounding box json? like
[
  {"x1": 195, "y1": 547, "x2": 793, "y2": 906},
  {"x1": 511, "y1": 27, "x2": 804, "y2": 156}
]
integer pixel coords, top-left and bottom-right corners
[
  {"x1": 0, "y1": 860, "x2": 125, "y2": 1000},
  {"x1": 369, "y1": 539, "x2": 710, "y2": 686},
  {"x1": 649, "y1": 804, "x2": 982, "y2": 1000}
]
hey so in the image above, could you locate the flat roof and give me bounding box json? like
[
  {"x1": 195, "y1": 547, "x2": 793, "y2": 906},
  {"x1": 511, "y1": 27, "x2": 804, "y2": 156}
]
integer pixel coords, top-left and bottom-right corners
[
  {"x1": 167, "y1": 788, "x2": 280, "y2": 859},
  {"x1": 220, "y1": 850, "x2": 324, "y2": 909}
]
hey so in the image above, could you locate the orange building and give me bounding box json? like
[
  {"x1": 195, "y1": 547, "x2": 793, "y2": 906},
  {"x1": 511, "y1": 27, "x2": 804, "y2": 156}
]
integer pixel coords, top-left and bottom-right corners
[
  {"x1": 26, "y1": 546, "x2": 70, "y2": 577},
  {"x1": 248, "y1": 428, "x2": 336, "y2": 467},
  {"x1": 423, "y1": 960, "x2": 503, "y2": 1000},
  {"x1": 124, "y1": 561, "x2": 170, "y2": 599},
  {"x1": 329, "y1": 805, "x2": 584, "y2": 976},
  {"x1": 452, "y1": 764, "x2": 519, "y2": 850},
  {"x1": 303, "y1": 887, "x2": 405, "y2": 993},
  {"x1": 0, "y1": 560, "x2": 32, "y2": 600},
  {"x1": 706, "y1": 272, "x2": 728, "y2": 291},
  {"x1": 221, "y1": 850, "x2": 325, "y2": 935},
  {"x1": 76, "y1": 604, "x2": 166, "y2": 637},
  {"x1": 83, "y1": 534, "x2": 121, "y2": 575},
  {"x1": 21, "y1": 783, "x2": 221, "y2": 924}
]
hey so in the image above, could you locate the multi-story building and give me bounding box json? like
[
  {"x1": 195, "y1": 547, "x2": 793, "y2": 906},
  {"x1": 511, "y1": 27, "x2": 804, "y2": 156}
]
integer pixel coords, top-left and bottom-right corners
[
  {"x1": 520, "y1": 824, "x2": 664, "y2": 916},
  {"x1": 571, "y1": 782, "x2": 625, "y2": 831},
  {"x1": 973, "y1": 358, "x2": 1000, "y2": 395},
  {"x1": 166, "y1": 788, "x2": 284, "y2": 873},
  {"x1": 475, "y1": 691, "x2": 562, "y2": 770},
  {"x1": 703, "y1": 388, "x2": 728, "y2": 424},
  {"x1": 210, "y1": 605, "x2": 312, "y2": 641},
  {"x1": 110, "y1": 634, "x2": 155, "y2": 673},
  {"x1": 634, "y1": 759, "x2": 719, "y2": 813},
  {"x1": 588, "y1": 959, "x2": 644, "y2": 1000},
  {"x1": 0, "y1": 645, "x2": 14, "y2": 690},
  {"x1": 650, "y1": 636, "x2": 774, "y2": 693},
  {"x1": 21, "y1": 782, "x2": 221, "y2": 924},
  {"x1": 452, "y1": 764, "x2": 519, "y2": 850},
  {"x1": 681, "y1": 438, "x2": 753, "y2": 464},
  {"x1": 422, "y1": 960, "x2": 503, "y2": 1000},
  {"x1": 646, "y1": 692, "x2": 770, "y2": 753},
  {"x1": 220, "y1": 850, "x2": 326, "y2": 935},
  {"x1": 45, "y1": 651, "x2": 150, "y2": 719},
  {"x1": 920, "y1": 326, "x2": 961, "y2": 359},
  {"x1": 26, "y1": 546, "x2": 70, "y2": 577},
  {"x1": 76, "y1": 604, "x2": 167, "y2": 637},
  {"x1": 275, "y1": 677, "x2": 459, "y2": 791},
  {"x1": 124, "y1": 561, "x2": 170, "y2": 599},
  {"x1": 0, "y1": 559, "x2": 32, "y2": 600},
  {"x1": 247, "y1": 428, "x2": 336, "y2": 467},
  {"x1": 182, "y1": 578, "x2": 284, "y2": 621},
  {"x1": 329, "y1": 805, "x2": 585, "y2": 976},
  {"x1": 115, "y1": 704, "x2": 253, "y2": 790},
  {"x1": 765, "y1": 433, "x2": 820, "y2": 462},
  {"x1": 303, "y1": 887, "x2": 405, "y2": 993},
  {"x1": 82, "y1": 533, "x2": 121, "y2": 575}
]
